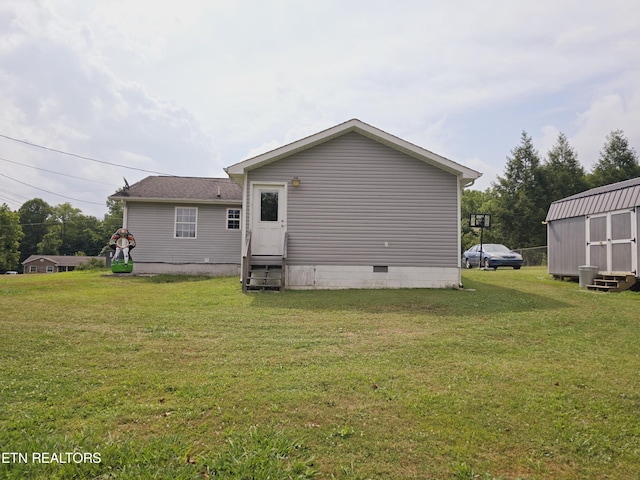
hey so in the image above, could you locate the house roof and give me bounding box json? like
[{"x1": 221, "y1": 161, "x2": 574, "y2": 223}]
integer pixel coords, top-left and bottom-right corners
[
  {"x1": 225, "y1": 118, "x2": 482, "y2": 186},
  {"x1": 22, "y1": 255, "x2": 102, "y2": 266},
  {"x1": 546, "y1": 177, "x2": 640, "y2": 221},
  {"x1": 108, "y1": 176, "x2": 243, "y2": 204}
]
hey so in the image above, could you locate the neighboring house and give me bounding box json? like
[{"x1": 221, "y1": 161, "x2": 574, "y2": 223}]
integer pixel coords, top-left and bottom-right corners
[
  {"x1": 225, "y1": 118, "x2": 482, "y2": 290},
  {"x1": 22, "y1": 255, "x2": 103, "y2": 274},
  {"x1": 108, "y1": 176, "x2": 243, "y2": 275},
  {"x1": 546, "y1": 177, "x2": 640, "y2": 279}
]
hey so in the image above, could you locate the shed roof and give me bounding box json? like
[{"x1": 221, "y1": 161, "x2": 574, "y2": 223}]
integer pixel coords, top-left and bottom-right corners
[
  {"x1": 108, "y1": 176, "x2": 243, "y2": 204},
  {"x1": 22, "y1": 255, "x2": 102, "y2": 267},
  {"x1": 546, "y1": 177, "x2": 640, "y2": 221},
  {"x1": 225, "y1": 118, "x2": 482, "y2": 187}
]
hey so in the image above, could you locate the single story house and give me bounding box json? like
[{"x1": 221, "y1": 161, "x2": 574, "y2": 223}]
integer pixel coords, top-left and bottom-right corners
[
  {"x1": 108, "y1": 176, "x2": 243, "y2": 276},
  {"x1": 22, "y1": 255, "x2": 103, "y2": 274},
  {"x1": 109, "y1": 119, "x2": 481, "y2": 289},
  {"x1": 546, "y1": 177, "x2": 640, "y2": 279}
]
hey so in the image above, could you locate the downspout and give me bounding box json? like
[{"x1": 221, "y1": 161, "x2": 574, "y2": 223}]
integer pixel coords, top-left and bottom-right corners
[
  {"x1": 241, "y1": 173, "x2": 249, "y2": 278},
  {"x1": 461, "y1": 178, "x2": 477, "y2": 189},
  {"x1": 457, "y1": 176, "x2": 464, "y2": 288},
  {"x1": 458, "y1": 175, "x2": 481, "y2": 287},
  {"x1": 122, "y1": 201, "x2": 128, "y2": 229}
]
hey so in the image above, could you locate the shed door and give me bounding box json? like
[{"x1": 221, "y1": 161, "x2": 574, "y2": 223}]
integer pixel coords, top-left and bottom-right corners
[
  {"x1": 586, "y1": 209, "x2": 637, "y2": 274},
  {"x1": 251, "y1": 184, "x2": 286, "y2": 256}
]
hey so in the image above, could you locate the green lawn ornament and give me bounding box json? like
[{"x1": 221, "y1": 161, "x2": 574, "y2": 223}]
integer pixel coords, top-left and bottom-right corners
[{"x1": 109, "y1": 228, "x2": 136, "y2": 273}]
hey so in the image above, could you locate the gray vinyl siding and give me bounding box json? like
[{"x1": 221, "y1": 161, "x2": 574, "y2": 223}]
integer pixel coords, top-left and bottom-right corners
[
  {"x1": 126, "y1": 202, "x2": 241, "y2": 264},
  {"x1": 547, "y1": 216, "x2": 586, "y2": 276},
  {"x1": 246, "y1": 131, "x2": 459, "y2": 267}
]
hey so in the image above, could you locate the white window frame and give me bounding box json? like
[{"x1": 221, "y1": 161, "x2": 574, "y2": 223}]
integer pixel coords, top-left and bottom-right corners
[
  {"x1": 175, "y1": 207, "x2": 198, "y2": 239},
  {"x1": 29, "y1": 265, "x2": 37, "y2": 273},
  {"x1": 46, "y1": 265, "x2": 54, "y2": 273},
  {"x1": 226, "y1": 208, "x2": 241, "y2": 230}
]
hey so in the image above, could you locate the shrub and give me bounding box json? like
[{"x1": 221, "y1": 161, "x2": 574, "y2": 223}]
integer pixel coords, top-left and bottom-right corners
[{"x1": 75, "y1": 258, "x2": 106, "y2": 271}]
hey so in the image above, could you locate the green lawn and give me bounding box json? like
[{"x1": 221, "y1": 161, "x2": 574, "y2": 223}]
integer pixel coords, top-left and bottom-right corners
[{"x1": 0, "y1": 268, "x2": 638, "y2": 479}]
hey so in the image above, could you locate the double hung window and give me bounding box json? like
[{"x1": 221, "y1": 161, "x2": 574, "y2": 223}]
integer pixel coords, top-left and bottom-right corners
[
  {"x1": 227, "y1": 209, "x2": 241, "y2": 230},
  {"x1": 175, "y1": 207, "x2": 197, "y2": 238}
]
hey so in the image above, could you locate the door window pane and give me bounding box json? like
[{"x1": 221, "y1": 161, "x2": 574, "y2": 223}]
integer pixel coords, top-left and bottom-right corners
[{"x1": 260, "y1": 192, "x2": 278, "y2": 222}]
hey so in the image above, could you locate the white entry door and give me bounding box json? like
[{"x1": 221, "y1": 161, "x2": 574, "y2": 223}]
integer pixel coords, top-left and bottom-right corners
[
  {"x1": 586, "y1": 209, "x2": 637, "y2": 274},
  {"x1": 251, "y1": 184, "x2": 286, "y2": 255}
]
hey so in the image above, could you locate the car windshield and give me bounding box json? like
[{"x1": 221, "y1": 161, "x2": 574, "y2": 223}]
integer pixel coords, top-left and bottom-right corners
[{"x1": 483, "y1": 244, "x2": 511, "y2": 253}]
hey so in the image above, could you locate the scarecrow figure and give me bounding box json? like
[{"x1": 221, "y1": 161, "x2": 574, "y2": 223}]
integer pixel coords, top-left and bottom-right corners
[{"x1": 109, "y1": 228, "x2": 136, "y2": 273}]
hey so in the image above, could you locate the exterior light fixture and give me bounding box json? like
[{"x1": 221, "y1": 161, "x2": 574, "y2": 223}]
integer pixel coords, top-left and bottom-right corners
[{"x1": 291, "y1": 176, "x2": 301, "y2": 187}]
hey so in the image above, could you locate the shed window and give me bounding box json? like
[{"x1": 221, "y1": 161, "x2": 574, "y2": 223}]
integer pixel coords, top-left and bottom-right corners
[
  {"x1": 175, "y1": 207, "x2": 197, "y2": 238},
  {"x1": 227, "y1": 209, "x2": 241, "y2": 230},
  {"x1": 29, "y1": 265, "x2": 37, "y2": 273},
  {"x1": 46, "y1": 266, "x2": 54, "y2": 273}
]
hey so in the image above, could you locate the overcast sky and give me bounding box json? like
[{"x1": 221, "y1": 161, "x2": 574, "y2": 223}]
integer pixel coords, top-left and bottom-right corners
[{"x1": 1, "y1": 0, "x2": 639, "y2": 218}]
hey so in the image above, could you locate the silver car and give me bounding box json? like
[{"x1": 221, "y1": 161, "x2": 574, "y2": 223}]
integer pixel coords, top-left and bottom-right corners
[{"x1": 462, "y1": 244, "x2": 523, "y2": 269}]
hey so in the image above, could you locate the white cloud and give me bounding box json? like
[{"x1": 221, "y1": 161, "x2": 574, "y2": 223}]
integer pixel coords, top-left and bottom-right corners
[
  {"x1": 571, "y1": 92, "x2": 640, "y2": 168},
  {"x1": 538, "y1": 125, "x2": 561, "y2": 159},
  {"x1": 1, "y1": 0, "x2": 639, "y2": 217},
  {"x1": 0, "y1": 0, "x2": 222, "y2": 216}
]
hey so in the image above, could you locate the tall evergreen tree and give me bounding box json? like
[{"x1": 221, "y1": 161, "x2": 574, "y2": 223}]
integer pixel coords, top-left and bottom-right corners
[
  {"x1": 589, "y1": 130, "x2": 640, "y2": 187},
  {"x1": 0, "y1": 204, "x2": 24, "y2": 271},
  {"x1": 493, "y1": 131, "x2": 548, "y2": 248},
  {"x1": 543, "y1": 133, "x2": 588, "y2": 201}
]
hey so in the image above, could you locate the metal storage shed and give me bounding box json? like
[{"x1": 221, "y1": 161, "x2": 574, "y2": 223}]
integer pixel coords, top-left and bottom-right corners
[{"x1": 545, "y1": 177, "x2": 640, "y2": 280}]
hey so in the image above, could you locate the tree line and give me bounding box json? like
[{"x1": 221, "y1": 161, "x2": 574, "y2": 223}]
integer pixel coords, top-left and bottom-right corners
[
  {"x1": 0, "y1": 198, "x2": 124, "y2": 272},
  {"x1": 1, "y1": 129, "x2": 638, "y2": 272},
  {"x1": 462, "y1": 129, "x2": 639, "y2": 252}
]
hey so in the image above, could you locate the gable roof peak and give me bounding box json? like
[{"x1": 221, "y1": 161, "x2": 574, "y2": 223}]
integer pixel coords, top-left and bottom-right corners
[{"x1": 225, "y1": 118, "x2": 481, "y2": 186}]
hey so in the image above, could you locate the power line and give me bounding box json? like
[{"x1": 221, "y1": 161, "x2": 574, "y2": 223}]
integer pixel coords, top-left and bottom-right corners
[
  {"x1": 0, "y1": 188, "x2": 31, "y2": 207},
  {"x1": 0, "y1": 195, "x2": 21, "y2": 208},
  {"x1": 0, "y1": 157, "x2": 121, "y2": 187},
  {"x1": 0, "y1": 132, "x2": 175, "y2": 176},
  {"x1": 0, "y1": 172, "x2": 104, "y2": 206},
  {"x1": 0, "y1": 222, "x2": 60, "y2": 229}
]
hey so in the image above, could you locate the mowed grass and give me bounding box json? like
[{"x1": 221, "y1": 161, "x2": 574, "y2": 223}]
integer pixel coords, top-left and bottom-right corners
[{"x1": 0, "y1": 267, "x2": 639, "y2": 479}]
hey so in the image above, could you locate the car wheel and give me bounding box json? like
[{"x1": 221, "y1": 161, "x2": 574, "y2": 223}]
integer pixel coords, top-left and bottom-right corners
[
  {"x1": 464, "y1": 259, "x2": 472, "y2": 269},
  {"x1": 513, "y1": 266, "x2": 521, "y2": 270}
]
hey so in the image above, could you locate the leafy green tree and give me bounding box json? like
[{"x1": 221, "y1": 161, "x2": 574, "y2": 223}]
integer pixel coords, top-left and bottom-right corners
[
  {"x1": 65, "y1": 214, "x2": 104, "y2": 256},
  {"x1": 542, "y1": 133, "x2": 589, "y2": 201},
  {"x1": 589, "y1": 130, "x2": 640, "y2": 187},
  {"x1": 0, "y1": 204, "x2": 24, "y2": 271},
  {"x1": 35, "y1": 203, "x2": 101, "y2": 256},
  {"x1": 493, "y1": 131, "x2": 548, "y2": 248},
  {"x1": 101, "y1": 198, "x2": 125, "y2": 249},
  {"x1": 37, "y1": 227, "x2": 62, "y2": 254},
  {"x1": 18, "y1": 198, "x2": 53, "y2": 263},
  {"x1": 461, "y1": 188, "x2": 498, "y2": 252}
]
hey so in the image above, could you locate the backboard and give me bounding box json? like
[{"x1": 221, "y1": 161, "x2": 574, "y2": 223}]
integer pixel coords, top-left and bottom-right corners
[{"x1": 469, "y1": 213, "x2": 491, "y2": 229}]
